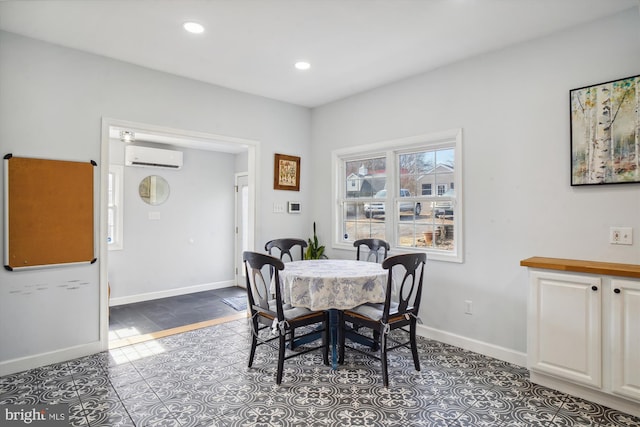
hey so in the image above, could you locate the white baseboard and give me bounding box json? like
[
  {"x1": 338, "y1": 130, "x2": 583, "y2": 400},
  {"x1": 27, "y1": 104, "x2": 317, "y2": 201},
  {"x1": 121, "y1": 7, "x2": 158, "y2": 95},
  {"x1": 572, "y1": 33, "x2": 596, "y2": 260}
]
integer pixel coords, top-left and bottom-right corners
[
  {"x1": 0, "y1": 342, "x2": 103, "y2": 377},
  {"x1": 109, "y1": 280, "x2": 236, "y2": 306},
  {"x1": 416, "y1": 324, "x2": 527, "y2": 368},
  {"x1": 530, "y1": 371, "x2": 640, "y2": 418}
]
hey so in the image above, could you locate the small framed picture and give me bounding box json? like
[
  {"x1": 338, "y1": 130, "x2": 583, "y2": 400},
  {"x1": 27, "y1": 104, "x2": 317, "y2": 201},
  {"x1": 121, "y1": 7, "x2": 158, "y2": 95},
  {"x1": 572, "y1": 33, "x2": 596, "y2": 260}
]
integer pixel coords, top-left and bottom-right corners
[{"x1": 274, "y1": 153, "x2": 300, "y2": 191}]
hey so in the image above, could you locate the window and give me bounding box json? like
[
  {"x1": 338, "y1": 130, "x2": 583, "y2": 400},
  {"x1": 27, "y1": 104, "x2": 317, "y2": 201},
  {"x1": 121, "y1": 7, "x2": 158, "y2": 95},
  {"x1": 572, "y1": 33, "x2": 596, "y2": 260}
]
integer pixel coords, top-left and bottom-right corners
[
  {"x1": 333, "y1": 129, "x2": 462, "y2": 262},
  {"x1": 341, "y1": 156, "x2": 387, "y2": 242},
  {"x1": 107, "y1": 165, "x2": 124, "y2": 250}
]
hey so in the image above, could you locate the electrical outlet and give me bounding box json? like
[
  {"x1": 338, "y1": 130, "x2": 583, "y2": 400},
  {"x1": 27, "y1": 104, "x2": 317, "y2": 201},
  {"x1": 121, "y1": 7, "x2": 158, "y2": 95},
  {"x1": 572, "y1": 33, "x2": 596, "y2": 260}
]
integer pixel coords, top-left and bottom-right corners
[
  {"x1": 464, "y1": 300, "x2": 472, "y2": 315},
  {"x1": 610, "y1": 227, "x2": 633, "y2": 245}
]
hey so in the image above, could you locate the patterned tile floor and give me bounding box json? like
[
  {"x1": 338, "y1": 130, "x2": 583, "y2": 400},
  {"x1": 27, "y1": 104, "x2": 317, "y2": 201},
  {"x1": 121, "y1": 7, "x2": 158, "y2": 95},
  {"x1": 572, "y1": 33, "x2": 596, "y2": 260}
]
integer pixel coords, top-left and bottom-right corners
[{"x1": 1, "y1": 318, "x2": 639, "y2": 427}]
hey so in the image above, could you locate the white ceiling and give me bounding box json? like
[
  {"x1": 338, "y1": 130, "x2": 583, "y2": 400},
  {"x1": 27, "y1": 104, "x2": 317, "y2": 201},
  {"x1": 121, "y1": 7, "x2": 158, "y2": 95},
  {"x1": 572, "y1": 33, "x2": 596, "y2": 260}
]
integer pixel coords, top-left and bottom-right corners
[{"x1": 1, "y1": 0, "x2": 638, "y2": 109}]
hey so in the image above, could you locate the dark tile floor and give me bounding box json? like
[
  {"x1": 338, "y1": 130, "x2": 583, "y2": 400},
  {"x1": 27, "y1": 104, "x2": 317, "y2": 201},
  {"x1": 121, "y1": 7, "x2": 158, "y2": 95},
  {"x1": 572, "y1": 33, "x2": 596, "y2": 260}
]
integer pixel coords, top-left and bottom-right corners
[
  {"x1": 2, "y1": 289, "x2": 639, "y2": 426},
  {"x1": 109, "y1": 287, "x2": 248, "y2": 337}
]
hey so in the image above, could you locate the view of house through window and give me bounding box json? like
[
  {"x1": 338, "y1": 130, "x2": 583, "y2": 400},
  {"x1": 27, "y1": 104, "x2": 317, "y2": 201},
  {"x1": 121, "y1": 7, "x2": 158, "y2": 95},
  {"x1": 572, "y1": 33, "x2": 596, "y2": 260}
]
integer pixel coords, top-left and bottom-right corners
[
  {"x1": 342, "y1": 156, "x2": 387, "y2": 242},
  {"x1": 396, "y1": 148, "x2": 455, "y2": 251},
  {"x1": 334, "y1": 130, "x2": 462, "y2": 262}
]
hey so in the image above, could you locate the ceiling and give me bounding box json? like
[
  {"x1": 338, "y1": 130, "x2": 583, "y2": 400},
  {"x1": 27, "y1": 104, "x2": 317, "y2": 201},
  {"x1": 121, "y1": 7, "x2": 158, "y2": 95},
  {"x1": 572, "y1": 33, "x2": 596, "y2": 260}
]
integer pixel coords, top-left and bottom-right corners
[{"x1": 1, "y1": 0, "x2": 638, "y2": 109}]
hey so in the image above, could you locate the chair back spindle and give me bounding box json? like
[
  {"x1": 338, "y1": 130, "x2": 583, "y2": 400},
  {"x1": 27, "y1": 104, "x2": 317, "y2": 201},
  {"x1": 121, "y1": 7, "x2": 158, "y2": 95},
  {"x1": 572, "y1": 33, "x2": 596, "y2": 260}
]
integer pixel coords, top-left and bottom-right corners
[
  {"x1": 353, "y1": 238, "x2": 390, "y2": 263},
  {"x1": 265, "y1": 238, "x2": 308, "y2": 262}
]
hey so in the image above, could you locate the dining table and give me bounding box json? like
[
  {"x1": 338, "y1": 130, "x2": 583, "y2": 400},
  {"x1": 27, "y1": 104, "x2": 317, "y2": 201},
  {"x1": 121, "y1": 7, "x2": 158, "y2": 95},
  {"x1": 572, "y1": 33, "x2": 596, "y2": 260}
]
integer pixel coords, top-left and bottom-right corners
[{"x1": 278, "y1": 258, "x2": 388, "y2": 368}]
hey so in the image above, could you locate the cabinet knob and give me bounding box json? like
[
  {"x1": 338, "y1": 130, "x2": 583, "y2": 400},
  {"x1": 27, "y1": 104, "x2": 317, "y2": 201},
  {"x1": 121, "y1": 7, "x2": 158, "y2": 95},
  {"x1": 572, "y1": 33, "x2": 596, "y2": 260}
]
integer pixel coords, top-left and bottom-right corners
[
  {"x1": 614, "y1": 288, "x2": 621, "y2": 294},
  {"x1": 591, "y1": 285, "x2": 598, "y2": 291}
]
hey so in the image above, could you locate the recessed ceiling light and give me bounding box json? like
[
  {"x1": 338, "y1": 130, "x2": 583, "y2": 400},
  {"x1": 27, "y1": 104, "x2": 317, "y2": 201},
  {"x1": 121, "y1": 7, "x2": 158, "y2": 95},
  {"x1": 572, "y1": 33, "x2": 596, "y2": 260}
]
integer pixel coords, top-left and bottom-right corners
[
  {"x1": 183, "y1": 22, "x2": 205, "y2": 34},
  {"x1": 295, "y1": 61, "x2": 311, "y2": 71}
]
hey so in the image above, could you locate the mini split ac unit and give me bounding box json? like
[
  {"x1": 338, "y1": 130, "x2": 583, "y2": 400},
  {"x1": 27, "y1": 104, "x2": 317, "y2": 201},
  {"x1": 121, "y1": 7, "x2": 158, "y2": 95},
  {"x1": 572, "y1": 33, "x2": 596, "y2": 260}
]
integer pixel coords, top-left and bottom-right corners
[{"x1": 125, "y1": 145, "x2": 183, "y2": 170}]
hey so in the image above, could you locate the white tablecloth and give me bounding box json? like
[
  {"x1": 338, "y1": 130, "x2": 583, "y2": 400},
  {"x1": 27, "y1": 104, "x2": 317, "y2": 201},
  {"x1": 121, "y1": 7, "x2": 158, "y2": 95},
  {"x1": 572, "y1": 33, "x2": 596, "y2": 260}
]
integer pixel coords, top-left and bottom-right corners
[{"x1": 279, "y1": 259, "x2": 387, "y2": 311}]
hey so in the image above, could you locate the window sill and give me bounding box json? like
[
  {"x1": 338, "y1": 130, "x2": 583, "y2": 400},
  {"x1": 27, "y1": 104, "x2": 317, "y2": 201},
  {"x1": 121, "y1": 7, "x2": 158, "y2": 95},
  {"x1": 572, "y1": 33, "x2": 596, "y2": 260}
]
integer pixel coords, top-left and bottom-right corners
[{"x1": 332, "y1": 242, "x2": 462, "y2": 263}]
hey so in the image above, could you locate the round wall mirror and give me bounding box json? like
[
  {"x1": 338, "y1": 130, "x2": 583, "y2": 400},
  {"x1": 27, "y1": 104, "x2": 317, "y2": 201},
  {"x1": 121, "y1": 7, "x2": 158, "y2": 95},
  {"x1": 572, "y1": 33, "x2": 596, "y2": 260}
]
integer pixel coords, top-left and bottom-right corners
[{"x1": 139, "y1": 175, "x2": 170, "y2": 205}]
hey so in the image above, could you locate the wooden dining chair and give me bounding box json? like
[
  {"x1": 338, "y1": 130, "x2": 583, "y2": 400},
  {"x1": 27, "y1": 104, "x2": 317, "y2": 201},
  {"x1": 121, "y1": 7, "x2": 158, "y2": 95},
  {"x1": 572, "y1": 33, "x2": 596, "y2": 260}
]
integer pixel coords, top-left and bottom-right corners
[
  {"x1": 264, "y1": 238, "x2": 309, "y2": 349},
  {"x1": 265, "y1": 238, "x2": 308, "y2": 262},
  {"x1": 354, "y1": 238, "x2": 390, "y2": 263},
  {"x1": 339, "y1": 252, "x2": 426, "y2": 387},
  {"x1": 243, "y1": 251, "x2": 329, "y2": 384}
]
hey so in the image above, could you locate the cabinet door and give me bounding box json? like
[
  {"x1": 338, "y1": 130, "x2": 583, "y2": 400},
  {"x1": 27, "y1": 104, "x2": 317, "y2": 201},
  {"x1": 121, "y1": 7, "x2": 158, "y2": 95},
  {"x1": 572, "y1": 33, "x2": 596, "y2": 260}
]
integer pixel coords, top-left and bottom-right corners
[
  {"x1": 528, "y1": 271, "x2": 601, "y2": 388},
  {"x1": 611, "y1": 279, "x2": 640, "y2": 401}
]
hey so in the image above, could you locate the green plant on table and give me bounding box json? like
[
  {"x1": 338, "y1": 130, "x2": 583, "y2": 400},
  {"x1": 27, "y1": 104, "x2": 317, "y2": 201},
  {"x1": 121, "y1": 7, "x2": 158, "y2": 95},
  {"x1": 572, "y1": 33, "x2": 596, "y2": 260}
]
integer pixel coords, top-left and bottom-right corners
[{"x1": 305, "y1": 222, "x2": 328, "y2": 260}]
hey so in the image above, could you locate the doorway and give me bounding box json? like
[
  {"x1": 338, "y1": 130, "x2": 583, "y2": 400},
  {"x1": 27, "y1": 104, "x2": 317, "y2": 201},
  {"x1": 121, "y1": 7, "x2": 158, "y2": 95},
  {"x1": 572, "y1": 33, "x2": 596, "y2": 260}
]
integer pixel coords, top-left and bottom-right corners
[{"x1": 100, "y1": 118, "x2": 259, "y2": 350}]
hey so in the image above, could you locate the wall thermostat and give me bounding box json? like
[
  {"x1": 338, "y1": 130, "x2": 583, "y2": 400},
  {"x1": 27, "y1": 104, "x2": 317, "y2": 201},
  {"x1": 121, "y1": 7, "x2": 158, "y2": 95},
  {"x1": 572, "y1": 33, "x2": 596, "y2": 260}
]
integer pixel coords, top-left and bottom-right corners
[{"x1": 288, "y1": 201, "x2": 301, "y2": 213}]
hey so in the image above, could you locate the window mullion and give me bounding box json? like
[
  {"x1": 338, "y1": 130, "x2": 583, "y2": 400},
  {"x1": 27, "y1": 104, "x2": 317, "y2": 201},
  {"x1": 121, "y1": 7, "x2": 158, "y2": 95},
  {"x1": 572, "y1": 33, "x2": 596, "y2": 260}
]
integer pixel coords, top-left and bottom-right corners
[{"x1": 386, "y1": 150, "x2": 397, "y2": 244}]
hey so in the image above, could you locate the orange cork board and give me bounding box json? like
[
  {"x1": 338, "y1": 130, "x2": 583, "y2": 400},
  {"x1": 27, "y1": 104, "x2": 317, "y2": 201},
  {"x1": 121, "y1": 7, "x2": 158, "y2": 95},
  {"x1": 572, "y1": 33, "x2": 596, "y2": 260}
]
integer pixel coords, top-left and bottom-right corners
[{"x1": 4, "y1": 155, "x2": 96, "y2": 270}]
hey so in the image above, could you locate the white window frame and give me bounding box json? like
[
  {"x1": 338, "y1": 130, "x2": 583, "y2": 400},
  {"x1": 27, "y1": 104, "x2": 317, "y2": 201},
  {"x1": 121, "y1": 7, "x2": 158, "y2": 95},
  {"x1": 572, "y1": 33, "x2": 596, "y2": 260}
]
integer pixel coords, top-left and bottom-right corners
[
  {"x1": 107, "y1": 164, "x2": 124, "y2": 250},
  {"x1": 332, "y1": 128, "x2": 463, "y2": 263}
]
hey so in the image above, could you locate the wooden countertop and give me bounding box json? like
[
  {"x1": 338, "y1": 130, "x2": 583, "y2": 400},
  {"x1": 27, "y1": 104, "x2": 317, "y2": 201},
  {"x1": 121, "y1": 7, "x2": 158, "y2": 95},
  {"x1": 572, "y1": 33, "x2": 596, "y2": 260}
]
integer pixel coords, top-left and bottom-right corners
[{"x1": 520, "y1": 257, "x2": 640, "y2": 279}]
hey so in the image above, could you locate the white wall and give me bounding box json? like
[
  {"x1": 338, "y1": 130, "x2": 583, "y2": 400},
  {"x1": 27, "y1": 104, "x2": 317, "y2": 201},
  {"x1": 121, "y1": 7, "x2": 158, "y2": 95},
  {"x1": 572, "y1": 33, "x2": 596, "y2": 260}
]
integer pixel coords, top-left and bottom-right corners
[
  {"x1": 310, "y1": 10, "x2": 640, "y2": 359},
  {"x1": 0, "y1": 30, "x2": 312, "y2": 374},
  {"x1": 108, "y1": 141, "x2": 237, "y2": 303}
]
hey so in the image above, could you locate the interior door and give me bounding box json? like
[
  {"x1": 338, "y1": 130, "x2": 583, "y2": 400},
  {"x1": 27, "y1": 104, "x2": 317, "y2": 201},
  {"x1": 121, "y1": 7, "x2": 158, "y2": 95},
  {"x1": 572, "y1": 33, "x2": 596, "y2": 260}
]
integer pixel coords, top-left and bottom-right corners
[{"x1": 235, "y1": 173, "x2": 249, "y2": 287}]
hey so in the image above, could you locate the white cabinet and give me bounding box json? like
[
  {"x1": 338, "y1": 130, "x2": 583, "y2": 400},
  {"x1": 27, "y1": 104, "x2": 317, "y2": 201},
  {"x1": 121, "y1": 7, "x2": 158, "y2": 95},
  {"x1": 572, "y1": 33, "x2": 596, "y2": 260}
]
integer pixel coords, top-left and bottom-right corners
[
  {"x1": 611, "y1": 279, "x2": 640, "y2": 402},
  {"x1": 528, "y1": 271, "x2": 601, "y2": 388},
  {"x1": 523, "y1": 260, "x2": 640, "y2": 417}
]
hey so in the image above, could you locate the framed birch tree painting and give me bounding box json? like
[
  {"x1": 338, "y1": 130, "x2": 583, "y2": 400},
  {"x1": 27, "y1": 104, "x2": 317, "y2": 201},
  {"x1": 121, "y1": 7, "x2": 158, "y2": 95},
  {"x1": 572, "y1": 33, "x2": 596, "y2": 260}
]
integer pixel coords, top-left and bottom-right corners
[{"x1": 570, "y1": 74, "x2": 639, "y2": 186}]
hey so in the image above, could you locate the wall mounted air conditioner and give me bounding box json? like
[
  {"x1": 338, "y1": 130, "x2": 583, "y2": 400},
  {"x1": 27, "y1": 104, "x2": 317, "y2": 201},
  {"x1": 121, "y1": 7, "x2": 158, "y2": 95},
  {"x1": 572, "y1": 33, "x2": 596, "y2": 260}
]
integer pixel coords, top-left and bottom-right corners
[{"x1": 125, "y1": 145, "x2": 183, "y2": 170}]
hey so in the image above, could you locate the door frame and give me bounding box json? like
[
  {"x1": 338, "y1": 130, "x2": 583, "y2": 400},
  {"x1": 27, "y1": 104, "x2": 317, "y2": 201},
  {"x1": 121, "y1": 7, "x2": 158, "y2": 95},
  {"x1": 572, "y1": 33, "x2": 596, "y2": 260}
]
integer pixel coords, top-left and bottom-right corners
[
  {"x1": 235, "y1": 172, "x2": 249, "y2": 288},
  {"x1": 99, "y1": 117, "x2": 259, "y2": 351}
]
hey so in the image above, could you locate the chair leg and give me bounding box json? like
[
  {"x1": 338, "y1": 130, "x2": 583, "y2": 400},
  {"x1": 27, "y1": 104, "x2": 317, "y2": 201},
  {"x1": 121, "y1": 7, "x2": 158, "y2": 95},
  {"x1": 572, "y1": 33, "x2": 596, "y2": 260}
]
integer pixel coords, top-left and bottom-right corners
[
  {"x1": 410, "y1": 320, "x2": 421, "y2": 372},
  {"x1": 276, "y1": 331, "x2": 286, "y2": 385},
  {"x1": 248, "y1": 318, "x2": 259, "y2": 368},
  {"x1": 380, "y1": 327, "x2": 389, "y2": 387},
  {"x1": 323, "y1": 311, "x2": 330, "y2": 366},
  {"x1": 338, "y1": 311, "x2": 345, "y2": 364}
]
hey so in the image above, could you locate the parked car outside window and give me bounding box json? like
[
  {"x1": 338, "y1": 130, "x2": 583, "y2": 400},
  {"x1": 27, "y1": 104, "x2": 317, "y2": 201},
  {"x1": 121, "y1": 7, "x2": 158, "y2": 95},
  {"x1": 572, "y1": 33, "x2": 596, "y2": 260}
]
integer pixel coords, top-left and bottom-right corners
[
  {"x1": 364, "y1": 189, "x2": 421, "y2": 218},
  {"x1": 432, "y1": 188, "x2": 455, "y2": 218}
]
